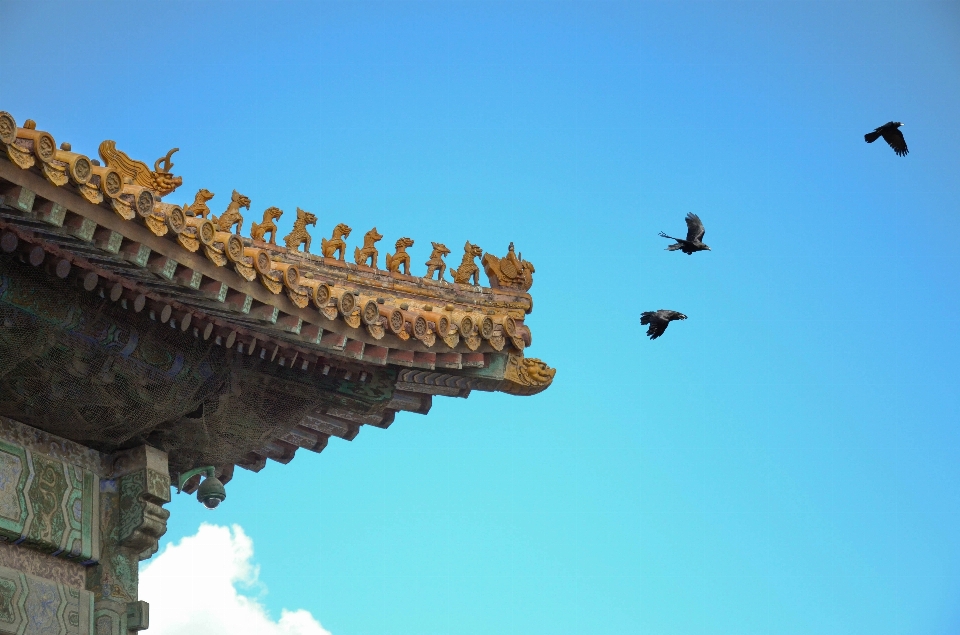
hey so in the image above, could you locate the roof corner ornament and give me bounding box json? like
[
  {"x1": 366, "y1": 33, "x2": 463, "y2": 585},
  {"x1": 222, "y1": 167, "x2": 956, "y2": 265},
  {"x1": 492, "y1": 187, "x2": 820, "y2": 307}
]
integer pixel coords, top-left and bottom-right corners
[
  {"x1": 320, "y1": 223, "x2": 351, "y2": 260},
  {"x1": 98, "y1": 140, "x2": 183, "y2": 196},
  {"x1": 353, "y1": 227, "x2": 383, "y2": 268},
  {"x1": 450, "y1": 241, "x2": 483, "y2": 286},
  {"x1": 482, "y1": 242, "x2": 535, "y2": 291},
  {"x1": 251, "y1": 207, "x2": 284, "y2": 244},
  {"x1": 284, "y1": 208, "x2": 318, "y2": 253},
  {"x1": 500, "y1": 354, "x2": 555, "y2": 396},
  {"x1": 385, "y1": 237, "x2": 415, "y2": 275}
]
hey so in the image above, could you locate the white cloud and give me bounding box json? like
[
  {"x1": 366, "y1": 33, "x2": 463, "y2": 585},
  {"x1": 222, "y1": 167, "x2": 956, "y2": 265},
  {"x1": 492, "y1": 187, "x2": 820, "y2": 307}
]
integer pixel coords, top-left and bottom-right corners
[{"x1": 140, "y1": 523, "x2": 331, "y2": 635}]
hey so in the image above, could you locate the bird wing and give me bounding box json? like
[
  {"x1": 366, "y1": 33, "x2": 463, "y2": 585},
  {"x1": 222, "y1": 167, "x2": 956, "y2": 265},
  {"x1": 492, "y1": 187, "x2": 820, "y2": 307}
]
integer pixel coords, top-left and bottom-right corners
[
  {"x1": 646, "y1": 319, "x2": 668, "y2": 339},
  {"x1": 685, "y1": 213, "x2": 705, "y2": 242},
  {"x1": 881, "y1": 128, "x2": 908, "y2": 156}
]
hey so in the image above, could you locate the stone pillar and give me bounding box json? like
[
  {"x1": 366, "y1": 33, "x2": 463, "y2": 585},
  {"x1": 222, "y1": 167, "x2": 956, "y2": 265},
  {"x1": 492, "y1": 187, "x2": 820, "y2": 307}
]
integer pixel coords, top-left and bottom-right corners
[{"x1": 89, "y1": 445, "x2": 170, "y2": 635}]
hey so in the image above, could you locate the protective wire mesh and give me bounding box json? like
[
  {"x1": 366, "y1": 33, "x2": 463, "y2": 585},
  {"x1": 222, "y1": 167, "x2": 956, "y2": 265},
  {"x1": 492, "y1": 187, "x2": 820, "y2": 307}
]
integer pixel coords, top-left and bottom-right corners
[{"x1": 0, "y1": 257, "x2": 395, "y2": 474}]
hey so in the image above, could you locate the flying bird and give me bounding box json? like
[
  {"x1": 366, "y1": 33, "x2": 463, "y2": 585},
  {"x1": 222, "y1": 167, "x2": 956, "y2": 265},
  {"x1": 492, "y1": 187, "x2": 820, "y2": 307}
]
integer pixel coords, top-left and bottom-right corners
[
  {"x1": 864, "y1": 121, "x2": 908, "y2": 156},
  {"x1": 640, "y1": 310, "x2": 687, "y2": 340},
  {"x1": 659, "y1": 213, "x2": 710, "y2": 254}
]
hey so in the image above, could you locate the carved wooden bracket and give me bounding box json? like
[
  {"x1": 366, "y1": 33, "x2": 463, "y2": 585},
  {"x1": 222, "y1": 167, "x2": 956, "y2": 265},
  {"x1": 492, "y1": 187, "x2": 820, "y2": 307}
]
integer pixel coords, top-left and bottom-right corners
[{"x1": 110, "y1": 446, "x2": 171, "y2": 561}]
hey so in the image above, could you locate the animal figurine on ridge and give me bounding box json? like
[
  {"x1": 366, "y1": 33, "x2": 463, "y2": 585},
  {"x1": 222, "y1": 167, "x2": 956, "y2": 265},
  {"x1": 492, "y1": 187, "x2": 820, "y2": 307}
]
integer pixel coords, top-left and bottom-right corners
[
  {"x1": 450, "y1": 241, "x2": 483, "y2": 285},
  {"x1": 321, "y1": 223, "x2": 352, "y2": 260},
  {"x1": 183, "y1": 189, "x2": 214, "y2": 218},
  {"x1": 283, "y1": 208, "x2": 317, "y2": 253},
  {"x1": 425, "y1": 242, "x2": 450, "y2": 281},
  {"x1": 211, "y1": 190, "x2": 250, "y2": 234},
  {"x1": 354, "y1": 227, "x2": 384, "y2": 268},
  {"x1": 251, "y1": 207, "x2": 283, "y2": 244},
  {"x1": 482, "y1": 242, "x2": 535, "y2": 291},
  {"x1": 386, "y1": 237, "x2": 415, "y2": 275}
]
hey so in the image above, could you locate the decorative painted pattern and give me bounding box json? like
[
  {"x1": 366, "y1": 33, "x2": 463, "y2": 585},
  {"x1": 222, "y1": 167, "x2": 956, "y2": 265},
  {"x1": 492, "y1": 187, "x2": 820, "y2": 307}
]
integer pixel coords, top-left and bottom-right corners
[
  {"x1": 0, "y1": 564, "x2": 93, "y2": 634},
  {"x1": 0, "y1": 542, "x2": 84, "y2": 590},
  {"x1": 0, "y1": 441, "x2": 97, "y2": 564}
]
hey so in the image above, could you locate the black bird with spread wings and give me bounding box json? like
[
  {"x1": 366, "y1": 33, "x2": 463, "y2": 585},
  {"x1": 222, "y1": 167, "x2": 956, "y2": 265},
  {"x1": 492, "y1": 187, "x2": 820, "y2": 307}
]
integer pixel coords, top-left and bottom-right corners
[
  {"x1": 659, "y1": 213, "x2": 711, "y2": 255},
  {"x1": 640, "y1": 310, "x2": 687, "y2": 340},
  {"x1": 864, "y1": 121, "x2": 908, "y2": 156}
]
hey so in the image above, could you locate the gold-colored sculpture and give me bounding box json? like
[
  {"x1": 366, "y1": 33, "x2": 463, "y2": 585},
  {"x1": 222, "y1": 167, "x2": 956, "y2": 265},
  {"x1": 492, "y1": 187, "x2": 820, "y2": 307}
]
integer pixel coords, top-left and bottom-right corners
[
  {"x1": 284, "y1": 208, "x2": 317, "y2": 253},
  {"x1": 385, "y1": 237, "x2": 414, "y2": 275},
  {"x1": 183, "y1": 189, "x2": 214, "y2": 218},
  {"x1": 482, "y1": 242, "x2": 535, "y2": 291},
  {"x1": 424, "y1": 242, "x2": 450, "y2": 281},
  {"x1": 450, "y1": 241, "x2": 483, "y2": 285},
  {"x1": 98, "y1": 140, "x2": 182, "y2": 196},
  {"x1": 353, "y1": 227, "x2": 383, "y2": 268},
  {"x1": 251, "y1": 207, "x2": 283, "y2": 244},
  {"x1": 320, "y1": 223, "x2": 352, "y2": 260},
  {"x1": 501, "y1": 355, "x2": 555, "y2": 396},
  {"x1": 210, "y1": 190, "x2": 249, "y2": 234}
]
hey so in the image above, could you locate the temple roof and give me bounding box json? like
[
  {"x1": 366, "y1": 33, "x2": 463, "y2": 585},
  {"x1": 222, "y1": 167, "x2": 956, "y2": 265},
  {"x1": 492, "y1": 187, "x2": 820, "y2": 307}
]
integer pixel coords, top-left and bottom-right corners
[{"x1": 0, "y1": 110, "x2": 554, "y2": 486}]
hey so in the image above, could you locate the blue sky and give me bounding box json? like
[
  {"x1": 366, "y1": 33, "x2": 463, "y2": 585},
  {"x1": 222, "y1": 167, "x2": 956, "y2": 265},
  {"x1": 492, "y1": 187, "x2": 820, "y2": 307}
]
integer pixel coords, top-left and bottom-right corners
[{"x1": 4, "y1": 1, "x2": 960, "y2": 633}]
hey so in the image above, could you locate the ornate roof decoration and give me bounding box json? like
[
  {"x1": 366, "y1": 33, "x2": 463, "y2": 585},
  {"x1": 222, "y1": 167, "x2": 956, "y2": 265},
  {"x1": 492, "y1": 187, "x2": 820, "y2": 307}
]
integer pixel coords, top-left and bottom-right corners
[
  {"x1": 483, "y1": 242, "x2": 535, "y2": 291},
  {"x1": 98, "y1": 140, "x2": 182, "y2": 196},
  {"x1": 0, "y1": 110, "x2": 554, "y2": 475}
]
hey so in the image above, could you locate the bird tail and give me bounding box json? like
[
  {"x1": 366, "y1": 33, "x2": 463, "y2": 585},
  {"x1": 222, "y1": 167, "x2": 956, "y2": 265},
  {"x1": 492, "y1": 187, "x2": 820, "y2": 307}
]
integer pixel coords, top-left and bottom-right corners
[
  {"x1": 640, "y1": 312, "x2": 653, "y2": 325},
  {"x1": 659, "y1": 232, "x2": 681, "y2": 250},
  {"x1": 864, "y1": 130, "x2": 881, "y2": 143}
]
